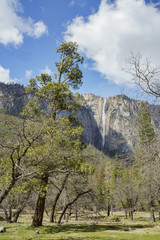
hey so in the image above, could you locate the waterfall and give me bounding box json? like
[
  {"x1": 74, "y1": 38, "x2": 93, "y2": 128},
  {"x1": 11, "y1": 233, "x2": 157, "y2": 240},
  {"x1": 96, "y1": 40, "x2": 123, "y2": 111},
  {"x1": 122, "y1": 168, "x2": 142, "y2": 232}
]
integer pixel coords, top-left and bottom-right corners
[{"x1": 102, "y1": 98, "x2": 106, "y2": 148}]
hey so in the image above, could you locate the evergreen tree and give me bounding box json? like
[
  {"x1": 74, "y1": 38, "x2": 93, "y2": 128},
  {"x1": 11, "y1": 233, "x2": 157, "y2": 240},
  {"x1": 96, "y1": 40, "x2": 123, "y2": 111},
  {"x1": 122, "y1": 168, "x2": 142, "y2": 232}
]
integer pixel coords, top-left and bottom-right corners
[
  {"x1": 0, "y1": 42, "x2": 87, "y2": 227},
  {"x1": 24, "y1": 42, "x2": 85, "y2": 227},
  {"x1": 134, "y1": 102, "x2": 157, "y2": 222},
  {"x1": 137, "y1": 102, "x2": 155, "y2": 145}
]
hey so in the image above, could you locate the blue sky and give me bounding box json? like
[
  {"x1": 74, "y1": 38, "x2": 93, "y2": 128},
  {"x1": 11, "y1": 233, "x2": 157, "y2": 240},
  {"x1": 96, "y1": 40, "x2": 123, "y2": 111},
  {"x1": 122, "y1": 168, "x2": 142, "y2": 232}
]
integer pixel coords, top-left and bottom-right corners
[{"x1": 0, "y1": 0, "x2": 160, "y2": 100}]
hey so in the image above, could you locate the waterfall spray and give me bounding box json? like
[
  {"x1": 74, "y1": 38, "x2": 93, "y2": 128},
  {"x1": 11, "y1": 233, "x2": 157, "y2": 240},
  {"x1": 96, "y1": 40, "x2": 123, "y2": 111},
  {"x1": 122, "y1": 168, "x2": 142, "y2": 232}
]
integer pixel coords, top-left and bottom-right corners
[{"x1": 102, "y1": 98, "x2": 106, "y2": 148}]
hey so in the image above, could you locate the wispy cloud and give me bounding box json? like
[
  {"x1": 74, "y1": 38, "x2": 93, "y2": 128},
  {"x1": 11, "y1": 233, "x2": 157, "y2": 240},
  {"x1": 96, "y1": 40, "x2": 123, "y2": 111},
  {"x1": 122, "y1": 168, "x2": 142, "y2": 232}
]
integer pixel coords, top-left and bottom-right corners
[
  {"x1": 0, "y1": 0, "x2": 48, "y2": 47},
  {"x1": 65, "y1": 0, "x2": 160, "y2": 86},
  {"x1": 40, "y1": 65, "x2": 52, "y2": 75},
  {"x1": 69, "y1": 0, "x2": 75, "y2": 7},
  {"x1": 25, "y1": 70, "x2": 33, "y2": 79},
  {"x1": 69, "y1": 0, "x2": 88, "y2": 8}
]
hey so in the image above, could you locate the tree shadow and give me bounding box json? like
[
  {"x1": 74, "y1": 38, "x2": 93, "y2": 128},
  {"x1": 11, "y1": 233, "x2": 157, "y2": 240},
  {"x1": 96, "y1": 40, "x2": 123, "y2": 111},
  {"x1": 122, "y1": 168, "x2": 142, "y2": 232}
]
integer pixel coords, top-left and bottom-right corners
[{"x1": 42, "y1": 223, "x2": 154, "y2": 234}]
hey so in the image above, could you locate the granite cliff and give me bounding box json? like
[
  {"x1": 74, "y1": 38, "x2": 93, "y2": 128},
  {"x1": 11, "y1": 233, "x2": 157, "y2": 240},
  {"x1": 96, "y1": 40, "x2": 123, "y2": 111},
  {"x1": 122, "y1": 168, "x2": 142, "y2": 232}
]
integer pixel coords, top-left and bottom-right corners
[
  {"x1": 78, "y1": 94, "x2": 160, "y2": 157},
  {"x1": 0, "y1": 82, "x2": 26, "y2": 114},
  {"x1": 78, "y1": 94, "x2": 140, "y2": 157},
  {"x1": 0, "y1": 83, "x2": 160, "y2": 157}
]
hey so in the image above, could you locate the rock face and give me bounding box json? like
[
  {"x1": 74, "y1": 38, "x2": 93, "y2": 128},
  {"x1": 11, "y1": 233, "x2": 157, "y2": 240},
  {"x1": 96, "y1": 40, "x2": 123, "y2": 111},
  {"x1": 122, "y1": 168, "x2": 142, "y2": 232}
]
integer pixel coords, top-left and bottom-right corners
[
  {"x1": 0, "y1": 83, "x2": 160, "y2": 157},
  {"x1": 0, "y1": 82, "x2": 26, "y2": 114},
  {"x1": 78, "y1": 94, "x2": 160, "y2": 157}
]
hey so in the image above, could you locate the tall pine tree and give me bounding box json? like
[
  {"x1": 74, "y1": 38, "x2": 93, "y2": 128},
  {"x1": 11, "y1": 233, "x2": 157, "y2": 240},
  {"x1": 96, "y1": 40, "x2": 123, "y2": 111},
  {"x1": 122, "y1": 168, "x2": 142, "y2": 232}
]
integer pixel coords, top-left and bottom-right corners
[{"x1": 134, "y1": 102, "x2": 157, "y2": 222}]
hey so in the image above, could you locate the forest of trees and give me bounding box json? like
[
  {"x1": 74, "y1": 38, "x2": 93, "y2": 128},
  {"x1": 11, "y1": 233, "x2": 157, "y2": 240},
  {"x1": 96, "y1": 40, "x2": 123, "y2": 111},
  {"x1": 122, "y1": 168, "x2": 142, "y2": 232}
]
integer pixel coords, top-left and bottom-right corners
[{"x1": 0, "y1": 43, "x2": 160, "y2": 226}]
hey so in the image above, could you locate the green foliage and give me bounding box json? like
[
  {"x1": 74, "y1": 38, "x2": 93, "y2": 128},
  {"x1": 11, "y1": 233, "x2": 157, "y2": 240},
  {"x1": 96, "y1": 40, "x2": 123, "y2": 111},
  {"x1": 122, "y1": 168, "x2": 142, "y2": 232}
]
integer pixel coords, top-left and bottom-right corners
[
  {"x1": 22, "y1": 42, "x2": 85, "y2": 175},
  {"x1": 134, "y1": 102, "x2": 157, "y2": 170},
  {"x1": 0, "y1": 157, "x2": 12, "y2": 187},
  {"x1": 137, "y1": 102, "x2": 155, "y2": 145},
  {"x1": 55, "y1": 42, "x2": 83, "y2": 89},
  {"x1": 133, "y1": 102, "x2": 159, "y2": 220},
  {"x1": 19, "y1": 42, "x2": 85, "y2": 227},
  {"x1": 0, "y1": 110, "x2": 20, "y2": 143},
  {"x1": 24, "y1": 77, "x2": 81, "y2": 121},
  {"x1": 0, "y1": 42, "x2": 86, "y2": 220}
]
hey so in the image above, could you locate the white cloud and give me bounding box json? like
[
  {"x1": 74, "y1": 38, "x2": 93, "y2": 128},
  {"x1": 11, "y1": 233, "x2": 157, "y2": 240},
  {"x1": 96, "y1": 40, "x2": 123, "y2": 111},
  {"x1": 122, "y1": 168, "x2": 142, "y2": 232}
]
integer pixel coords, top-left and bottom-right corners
[
  {"x1": 0, "y1": 66, "x2": 16, "y2": 83},
  {"x1": 64, "y1": 0, "x2": 160, "y2": 86},
  {"x1": 40, "y1": 66, "x2": 52, "y2": 75},
  {"x1": 0, "y1": 0, "x2": 48, "y2": 47},
  {"x1": 25, "y1": 70, "x2": 33, "y2": 78},
  {"x1": 32, "y1": 21, "x2": 48, "y2": 39}
]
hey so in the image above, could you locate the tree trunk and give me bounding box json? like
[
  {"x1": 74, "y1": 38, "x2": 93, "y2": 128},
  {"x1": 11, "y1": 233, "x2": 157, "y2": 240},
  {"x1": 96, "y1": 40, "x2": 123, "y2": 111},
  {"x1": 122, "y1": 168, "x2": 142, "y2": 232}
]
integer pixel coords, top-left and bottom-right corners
[
  {"x1": 150, "y1": 207, "x2": 155, "y2": 223},
  {"x1": 158, "y1": 201, "x2": 160, "y2": 220},
  {"x1": 111, "y1": 205, "x2": 113, "y2": 216},
  {"x1": 58, "y1": 51, "x2": 64, "y2": 83},
  {"x1": 13, "y1": 190, "x2": 31, "y2": 223},
  {"x1": 13, "y1": 208, "x2": 23, "y2": 223},
  {"x1": 32, "y1": 174, "x2": 48, "y2": 227},
  {"x1": 50, "y1": 173, "x2": 69, "y2": 223},
  {"x1": 58, "y1": 189, "x2": 92, "y2": 225},
  {"x1": 0, "y1": 180, "x2": 16, "y2": 204},
  {"x1": 129, "y1": 210, "x2": 134, "y2": 220},
  {"x1": 8, "y1": 205, "x2": 12, "y2": 222},
  {"x1": 75, "y1": 209, "x2": 78, "y2": 221},
  {"x1": 149, "y1": 199, "x2": 155, "y2": 223},
  {"x1": 121, "y1": 201, "x2": 128, "y2": 219},
  {"x1": 0, "y1": 204, "x2": 10, "y2": 222},
  {"x1": 125, "y1": 210, "x2": 128, "y2": 219},
  {"x1": 107, "y1": 205, "x2": 111, "y2": 216},
  {"x1": 75, "y1": 202, "x2": 78, "y2": 221},
  {"x1": 66, "y1": 207, "x2": 72, "y2": 222}
]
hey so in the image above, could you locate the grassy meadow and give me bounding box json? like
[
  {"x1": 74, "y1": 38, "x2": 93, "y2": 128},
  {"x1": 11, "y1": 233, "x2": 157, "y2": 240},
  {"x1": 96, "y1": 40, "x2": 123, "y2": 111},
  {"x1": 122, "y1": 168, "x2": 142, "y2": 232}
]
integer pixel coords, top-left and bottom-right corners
[
  {"x1": 0, "y1": 212, "x2": 160, "y2": 240},
  {"x1": 0, "y1": 107, "x2": 160, "y2": 239}
]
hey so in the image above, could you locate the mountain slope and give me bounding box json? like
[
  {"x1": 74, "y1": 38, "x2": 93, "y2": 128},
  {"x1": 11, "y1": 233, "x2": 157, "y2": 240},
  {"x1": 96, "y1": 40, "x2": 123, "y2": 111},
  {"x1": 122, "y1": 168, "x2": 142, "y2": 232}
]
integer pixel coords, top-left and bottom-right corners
[{"x1": 0, "y1": 83, "x2": 160, "y2": 157}]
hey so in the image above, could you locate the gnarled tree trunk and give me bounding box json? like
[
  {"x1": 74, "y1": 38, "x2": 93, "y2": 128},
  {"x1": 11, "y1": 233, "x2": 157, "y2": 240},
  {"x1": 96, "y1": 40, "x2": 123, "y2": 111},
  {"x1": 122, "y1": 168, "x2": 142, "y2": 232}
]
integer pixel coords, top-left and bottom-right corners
[
  {"x1": 32, "y1": 174, "x2": 49, "y2": 227},
  {"x1": 58, "y1": 189, "x2": 92, "y2": 225},
  {"x1": 13, "y1": 190, "x2": 32, "y2": 223},
  {"x1": 50, "y1": 173, "x2": 69, "y2": 223}
]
